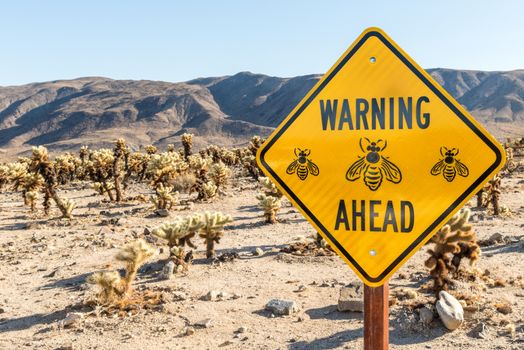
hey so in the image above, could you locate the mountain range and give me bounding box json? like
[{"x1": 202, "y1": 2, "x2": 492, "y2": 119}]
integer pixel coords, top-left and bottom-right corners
[{"x1": 0, "y1": 68, "x2": 523, "y2": 158}]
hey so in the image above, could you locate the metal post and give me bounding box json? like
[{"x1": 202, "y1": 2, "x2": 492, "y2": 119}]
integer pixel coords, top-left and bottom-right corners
[{"x1": 364, "y1": 282, "x2": 389, "y2": 350}]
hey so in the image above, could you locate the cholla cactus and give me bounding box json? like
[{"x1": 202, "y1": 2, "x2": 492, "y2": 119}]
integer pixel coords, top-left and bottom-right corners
[
  {"x1": 258, "y1": 177, "x2": 282, "y2": 198},
  {"x1": 87, "y1": 239, "x2": 155, "y2": 303},
  {"x1": 242, "y1": 154, "x2": 260, "y2": 180},
  {"x1": 114, "y1": 239, "x2": 156, "y2": 295},
  {"x1": 54, "y1": 153, "x2": 80, "y2": 184},
  {"x1": 181, "y1": 133, "x2": 194, "y2": 160},
  {"x1": 152, "y1": 214, "x2": 204, "y2": 251},
  {"x1": 0, "y1": 164, "x2": 9, "y2": 190},
  {"x1": 29, "y1": 146, "x2": 75, "y2": 218},
  {"x1": 483, "y1": 174, "x2": 502, "y2": 215},
  {"x1": 248, "y1": 135, "x2": 264, "y2": 155},
  {"x1": 256, "y1": 193, "x2": 281, "y2": 224},
  {"x1": 87, "y1": 149, "x2": 115, "y2": 201},
  {"x1": 145, "y1": 145, "x2": 158, "y2": 155},
  {"x1": 202, "y1": 181, "x2": 217, "y2": 199},
  {"x1": 425, "y1": 208, "x2": 480, "y2": 292},
  {"x1": 86, "y1": 270, "x2": 123, "y2": 304},
  {"x1": 113, "y1": 138, "x2": 129, "y2": 202},
  {"x1": 124, "y1": 151, "x2": 150, "y2": 186},
  {"x1": 209, "y1": 161, "x2": 231, "y2": 190},
  {"x1": 198, "y1": 211, "x2": 233, "y2": 258},
  {"x1": 21, "y1": 173, "x2": 44, "y2": 211},
  {"x1": 151, "y1": 183, "x2": 178, "y2": 210},
  {"x1": 147, "y1": 152, "x2": 188, "y2": 188}
]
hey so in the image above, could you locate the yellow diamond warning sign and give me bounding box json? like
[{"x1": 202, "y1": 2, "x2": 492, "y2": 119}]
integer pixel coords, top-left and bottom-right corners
[{"x1": 256, "y1": 27, "x2": 505, "y2": 286}]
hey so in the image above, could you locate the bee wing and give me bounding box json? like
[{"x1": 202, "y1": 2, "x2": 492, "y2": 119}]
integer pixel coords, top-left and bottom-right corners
[
  {"x1": 455, "y1": 159, "x2": 469, "y2": 177},
  {"x1": 430, "y1": 159, "x2": 445, "y2": 176},
  {"x1": 286, "y1": 160, "x2": 299, "y2": 174},
  {"x1": 381, "y1": 157, "x2": 402, "y2": 183},
  {"x1": 307, "y1": 160, "x2": 319, "y2": 176},
  {"x1": 345, "y1": 157, "x2": 366, "y2": 181}
]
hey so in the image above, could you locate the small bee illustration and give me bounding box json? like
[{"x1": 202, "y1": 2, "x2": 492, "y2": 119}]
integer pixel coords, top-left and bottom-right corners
[
  {"x1": 286, "y1": 148, "x2": 320, "y2": 180},
  {"x1": 430, "y1": 147, "x2": 469, "y2": 182},
  {"x1": 345, "y1": 138, "x2": 402, "y2": 191}
]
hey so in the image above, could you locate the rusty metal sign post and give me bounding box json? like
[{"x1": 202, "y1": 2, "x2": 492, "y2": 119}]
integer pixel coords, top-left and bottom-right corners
[{"x1": 256, "y1": 27, "x2": 505, "y2": 349}]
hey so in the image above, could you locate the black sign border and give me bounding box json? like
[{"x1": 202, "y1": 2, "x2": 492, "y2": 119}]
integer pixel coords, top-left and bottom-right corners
[{"x1": 259, "y1": 30, "x2": 503, "y2": 283}]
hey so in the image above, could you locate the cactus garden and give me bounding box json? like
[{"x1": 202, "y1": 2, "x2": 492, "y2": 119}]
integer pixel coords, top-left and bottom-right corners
[{"x1": 0, "y1": 136, "x2": 522, "y2": 349}]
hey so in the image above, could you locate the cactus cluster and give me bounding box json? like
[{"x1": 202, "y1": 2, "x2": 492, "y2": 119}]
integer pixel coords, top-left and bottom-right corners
[
  {"x1": 256, "y1": 176, "x2": 283, "y2": 223},
  {"x1": 476, "y1": 174, "x2": 503, "y2": 215},
  {"x1": 87, "y1": 239, "x2": 156, "y2": 304},
  {"x1": 152, "y1": 211, "x2": 233, "y2": 259},
  {"x1": 425, "y1": 208, "x2": 480, "y2": 292}
]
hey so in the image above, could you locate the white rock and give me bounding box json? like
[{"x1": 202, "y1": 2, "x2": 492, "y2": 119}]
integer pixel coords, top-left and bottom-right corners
[
  {"x1": 194, "y1": 318, "x2": 213, "y2": 328},
  {"x1": 265, "y1": 299, "x2": 299, "y2": 315},
  {"x1": 61, "y1": 312, "x2": 84, "y2": 328},
  {"x1": 436, "y1": 291, "x2": 464, "y2": 330}
]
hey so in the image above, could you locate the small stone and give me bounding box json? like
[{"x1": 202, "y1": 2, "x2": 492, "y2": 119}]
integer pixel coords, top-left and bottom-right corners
[
  {"x1": 184, "y1": 327, "x2": 195, "y2": 336},
  {"x1": 173, "y1": 291, "x2": 188, "y2": 301},
  {"x1": 488, "y1": 232, "x2": 504, "y2": 243},
  {"x1": 337, "y1": 283, "x2": 364, "y2": 312},
  {"x1": 219, "y1": 340, "x2": 234, "y2": 347},
  {"x1": 496, "y1": 303, "x2": 512, "y2": 315},
  {"x1": 143, "y1": 227, "x2": 153, "y2": 235},
  {"x1": 295, "y1": 285, "x2": 307, "y2": 292},
  {"x1": 253, "y1": 248, "x2": 264, "y2": 256},
  {"x1": 265, "y1": 299, "x2": 299, "y2": 316},
  {"x1": 418, "y1": 306, "x2": 434, "y2": 324},
  {"x1": 61, "y1": 312, "x2": 84, "y2": 328},
  {"x1": 202, "y1": 290, "x2": 220, "y2": 301},
  {"x1": 0, "y1": 308, "x2": 5, "y2": 314},
  {"x1": 236, "y1": 326, "x2": 248, "y2": 333},
  {"x1": 477, "y1": 323, "x2": 490, "y2": 339},
  {"x1": 161, "y1": 261, "x2": 175, "y2": 280},
  {"x1": 156, "y1": 209, "x2": 170, "y2": 217},
  {"x1": 194, "y1": 318, "x2": 213, "y2": 328}
]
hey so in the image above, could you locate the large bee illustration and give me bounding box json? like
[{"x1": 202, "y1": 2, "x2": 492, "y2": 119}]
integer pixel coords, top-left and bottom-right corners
[
  {"x1": 430, "y1": 147, "x2": 469, "y2": 182},
  {"x1": 345, "y1": 138, "x2": 402, "y2": 191},
  {"x1": 286, "y1": 148, "x2": 320, "y2": 180}
]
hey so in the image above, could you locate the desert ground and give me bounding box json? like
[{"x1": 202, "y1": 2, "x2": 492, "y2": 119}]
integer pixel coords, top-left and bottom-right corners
[{"x1": 0, "y1": 169, "x2": 522, "y2": 350}]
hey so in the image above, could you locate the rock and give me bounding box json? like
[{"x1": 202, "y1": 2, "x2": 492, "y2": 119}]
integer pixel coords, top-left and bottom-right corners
[
  {"x1": 265, "y1": 299, "x2": 299, "y2": 316},
  {"x1": 396, "y1": 288, "x2": 418, "y2": 300},
  {"x1": 436, "y1": 291, "x2": 464, "y2": 330},
  {"x1": 219, "y1": 340, "x2": 234, "y2": 347},
  {"x1": 201, "y1": 290, "x2": 228, "y2": 301},
  {"x1": 496, "y1": 303, "x2": 512, "y2": 315},
  {"x1": 61, "y1": 312, "x2": 84, "y2": 328},
  {"x1": 156, "y1": 209, "x2": 170, "y2": 217},
  {"x1": 194, "y1": 318, "x2": 213, "y2": 328},
  {"x1": 143, "y1": 227, "x2": 153, "y2": 235},
  {"x1": 0, "y1": 308, "x2": 4, "y2": 314},
  {"x1": 184, "y1": 327, "x2": 195, "y2": 336},
  {"x1": 253, "y1": 248, "x2": 264, "y2": 256},
  {"x1": 236, "y1": 326, "x2": 248, "y2": 333},
  {"x1": 172, "y1": 291, "x2": 188, "y2": 301},
  {"x1": 161, "y1": 261, "x2": 175, "y2": 280},
  {"x1": 418, "y1": 306, "x2": 434, "y2": 324},
  {"x1": 477, "y1": 323, "x2": 490, "y2": 339},
  {"x1": 488, "y1": 232, "x2": 504, "y2": 243},
  {"x1": 295, "y1": 285, "x2": 307, "y2": 292},
  {"x1": 337, "y1": 283, "x2": 364, "y2": 312}
]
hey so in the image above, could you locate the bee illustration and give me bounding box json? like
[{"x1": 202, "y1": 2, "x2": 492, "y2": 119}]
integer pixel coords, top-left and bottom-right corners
[
  {"x1": 345, "y1": 138, "x2": 402, "y2": 191},
  {"x1": 286, "y1": 148, "x2": 320, "y2": 180},
  {"x1": 430, "y1": 147, "x2": 469, "y2": 182}
]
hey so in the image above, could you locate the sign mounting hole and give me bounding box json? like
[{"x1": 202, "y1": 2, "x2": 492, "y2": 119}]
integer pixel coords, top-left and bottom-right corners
[
  {"x1": 370, "y1": 56, "x2": 376, "y2": 63},
  {"x1": 369, "y1": 249, "x2": 377, "y2": 256}
]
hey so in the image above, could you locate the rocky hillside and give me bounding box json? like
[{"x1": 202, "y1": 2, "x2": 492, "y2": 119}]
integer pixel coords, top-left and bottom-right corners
[{"x1": 0, "y1": 69, "x2": 523, "y2": 157}]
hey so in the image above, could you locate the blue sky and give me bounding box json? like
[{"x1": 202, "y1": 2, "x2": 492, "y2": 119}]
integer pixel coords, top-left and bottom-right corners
[{"x1": 1, "y1": 0, "x2": 522, "y2": 86}]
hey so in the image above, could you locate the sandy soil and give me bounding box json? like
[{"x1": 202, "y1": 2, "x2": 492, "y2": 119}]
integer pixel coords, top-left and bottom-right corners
[{"x1": 0, "y1": 173, "x2": 522, "y2": 350}]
